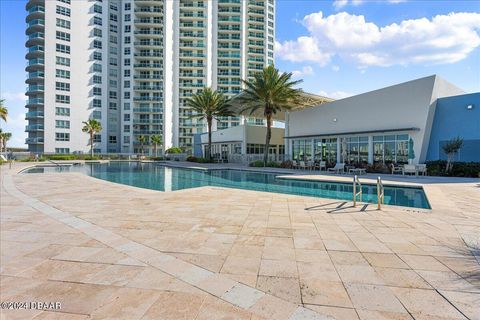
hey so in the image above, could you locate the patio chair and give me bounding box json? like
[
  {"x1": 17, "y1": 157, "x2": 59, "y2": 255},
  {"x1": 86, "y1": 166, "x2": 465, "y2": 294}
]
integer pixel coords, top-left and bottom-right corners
[
  {"x1": 417, "y1": 164, "x2": 427, "y2": 176},
  {"x1": 327, "y1": 163, "x2": 345, "y2": 174},
  {"x1": 299, "y1": 161, "x2": 308, "y2": 170},
  {"x1": 402, "y1": 164, "x2": 417, "y2": 176},
  {"x1": 315, "y1": 161, "x2": 327, "y2": 171},
  {"x1": 306, "y1": 161, "x2": 315, "y2": 170},
  {"x1": 391, "y1": 163, "x2": 403, "y2": 175}
]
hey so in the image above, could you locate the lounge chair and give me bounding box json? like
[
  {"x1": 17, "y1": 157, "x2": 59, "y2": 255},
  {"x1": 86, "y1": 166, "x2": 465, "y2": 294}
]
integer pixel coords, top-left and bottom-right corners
[
  {"x1": 299, "y1": 161, "x2": 308, "y2": 170},
  {"x1": 327, "y1": 163, "x2": 345, "y2": 174},
  {"x1": 402, "y1": 164, "x2": 416, "y2": 176},
  {"x1": 315, "y1": 161, "x2": 326, "y2": 171},
  {"x1": 417, "y1": 164, "x2": 427, "y2": 176},
  {"x1": 391, "y1": 163, "x2": 403, "y2": 175}
]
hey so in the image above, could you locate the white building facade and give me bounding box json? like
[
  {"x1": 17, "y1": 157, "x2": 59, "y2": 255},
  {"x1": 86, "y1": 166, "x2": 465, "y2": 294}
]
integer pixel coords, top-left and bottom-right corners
[{"x1": 25, "y1": 0, "x2": 275, "y2": 154}]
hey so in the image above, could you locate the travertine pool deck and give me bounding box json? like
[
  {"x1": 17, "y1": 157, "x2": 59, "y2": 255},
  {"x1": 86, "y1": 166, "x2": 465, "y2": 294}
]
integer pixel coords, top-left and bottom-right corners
[{"x1": 1, "y1": 162, "x2": 479, "y2": 319}]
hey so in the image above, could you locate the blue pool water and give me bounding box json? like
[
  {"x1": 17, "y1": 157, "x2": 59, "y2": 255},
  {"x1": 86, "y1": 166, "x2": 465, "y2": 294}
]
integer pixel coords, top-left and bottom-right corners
[{"x1": 22, "y1": 162, "x2": 431, "y2": 209}]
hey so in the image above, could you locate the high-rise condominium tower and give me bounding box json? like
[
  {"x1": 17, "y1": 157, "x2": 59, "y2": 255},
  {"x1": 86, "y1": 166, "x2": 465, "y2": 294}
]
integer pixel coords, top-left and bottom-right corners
[{"x1": 25, "y1": 0, "x2": 275, "y2": 154}]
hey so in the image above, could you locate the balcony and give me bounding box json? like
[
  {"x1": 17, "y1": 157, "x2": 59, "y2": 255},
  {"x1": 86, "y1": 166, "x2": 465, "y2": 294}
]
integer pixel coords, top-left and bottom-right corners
[
  {"x1": 179, "y1": 62, "x2": 204, "y2": 68},
  {"x1": 26, "y1": 71, "x2": 44, "y2": 83},
  {"x1": 26, "y1": 98, "x2": 44, "y2": 106},
  {"x1": 134, "y1": 63, "x2": 162, "y2": 69},
  {"x1": 134, "y1": 40, "x2": 163, "y2": 47},
  {"x1": 134, "y1": 7, "x2": 163, "y2": 14},
  {"x1": 133, "y1": 18, "x2": 163, "y2": 26},
  {"x1": 133, "y1": 107, "x2": 163, "y2": 113},
  {"x1": 219, "y1": 0, "x2": 241, "y2": 4},
  {"x1": 180, "y1": 73, "x2": 204, "y2": 78},
  {"x1": 133, "y1": 85, "x2": 162, "y2": 91},
  {"x1": 26, "y1": 137, "x2": 44, "y2": 144},
  {"x1": 133, "y1": 119, "x2": 162, "y2": 124},
  {"x1": 180, "y1": 22, "x2": 204, "y2": 28},
  {"x1": 134, "y1": 74, "x2": 162, "y2": 80},
  {"x1": 25, "y1": 124, "x2": 44, "y2": 131},
  {"x1": 25, "y1": 58, "x2": 44, "y2": 72},
  {"x1": 134, "y1": 52, "x2": 163, "y2": 59},
  {"x1": 179, "y1": 13, "x2": 205, "y2": 18},
  {"x1": 133, "y1": 130, "x2": 162, "y2": 135},
  {"x1": 133, "y1": 96, "x2": 162, "y2": 101},
  {"x1": 179, "y1": 32, "x2": 205, "y2": 38},
  {"x1": 26, "y1": 45, "x2": 44, "y2": 59},
  {"x1": 25, "y1": 111, "x2": 44, "y2": 119},
  {"x1": 180, "y1": 83, "x2": 205, "y2": 88},
  {"x1": 26, "y1": 5, "x2": 45, "y2": 21},
  {"x1": 134, "y1": 30, "x2": 162, "y2": 37},
  {"x1": 218, "y1": 52, "x2": 241, "y2": 58},
  {"x1": 26, "y1": 19, "x2": 45, "y2": 33},
  {"x1": 26, "y1": 84, "x2": 44, "y2": 94},
  {"x1": 179, "y1": 52, "x2": 205, "y2": 58},
  {"x1": 218, "y1": 16, "x2": 241, "y2": 22},
  {"x1": 26, "y1": 32, "x2": 44, "y2": 46}
]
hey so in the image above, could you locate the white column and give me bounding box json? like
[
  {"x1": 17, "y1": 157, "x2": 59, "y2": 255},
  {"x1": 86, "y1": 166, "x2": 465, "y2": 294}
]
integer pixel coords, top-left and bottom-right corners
[
  {"x1": 337, "y1": 138, "x2": 341, "y2": 163},
  {"x1": 241, "y1": 118, "x2": 247, "y2": 155},
  {"x1": 163, "y1": 0, "x2": 175, "y2": 149},
  {"x1": 284, "y1": 112, "x2": 290, "y2": 160},
  {"x1": 368, "y1": 135, "x2": 374, "y2": 164}
]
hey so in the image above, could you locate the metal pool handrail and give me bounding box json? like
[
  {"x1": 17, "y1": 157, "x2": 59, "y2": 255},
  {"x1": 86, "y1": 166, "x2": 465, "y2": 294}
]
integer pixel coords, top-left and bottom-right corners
[
  {"x1": 377, "y1": 177, "x2": 385, "y2": 210},
  {"x1": 353, "y1": 175, "x2": 362, "y2": 207}
]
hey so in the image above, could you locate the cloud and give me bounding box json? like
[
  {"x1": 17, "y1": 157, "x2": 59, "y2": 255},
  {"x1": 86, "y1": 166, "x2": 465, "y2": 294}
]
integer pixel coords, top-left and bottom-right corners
[
  {"x1": 1, "y1": 92, "x2": 26, "y2": 103},
  {"x1": 291, "y1": 66, "x2": 314, "y2": 78},
  {"x1": 334, "y1": 0, "x2": 405, "y2": 9},
  {"x1": 318, "y1": 90, "x2": 354, "y2": 100},
  {"x1": 276, "y1": 11, "x2": 480, "y2": 68}
]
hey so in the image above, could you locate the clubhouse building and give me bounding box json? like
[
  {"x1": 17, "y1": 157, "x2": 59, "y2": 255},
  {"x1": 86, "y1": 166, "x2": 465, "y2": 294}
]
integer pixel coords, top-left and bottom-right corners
[{"x1": 194, "y1": 75, "x2": 479, "y2": 165}]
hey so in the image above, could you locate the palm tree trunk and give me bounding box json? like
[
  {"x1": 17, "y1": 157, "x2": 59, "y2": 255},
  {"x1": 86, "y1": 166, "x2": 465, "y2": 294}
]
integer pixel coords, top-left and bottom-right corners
[
  {"x1": 154, "y1": 144, "x2": 157, "y2": 157},
  {"x1": 263, "y1": 114, "x2": 272, "y2": 166},
  {"x1": 207, "y1": 117, "x2": 212, "y2": 160},
  {"x1": 90, "y1": 132, "x2": 94, "y2": 158}
]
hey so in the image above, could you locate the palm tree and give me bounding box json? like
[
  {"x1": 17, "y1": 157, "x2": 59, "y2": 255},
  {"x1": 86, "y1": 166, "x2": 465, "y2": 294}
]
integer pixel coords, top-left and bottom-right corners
[
  {"x1": 0, "y1": 132, "x2": 12, "y2": 152},
  {"x1": 150, "y1": 135, "x2": 162, "y2": 157},
  {"x1": 238, "y1": 65, "x2": 304, "y2": 166},
  {"x1": 137, "y1": 135, "x2": 148, "y2": 155},
  {"x1": 82, "y1": 119, "x2": 102, "y2": 158},
  {"x1": 186, "y1": 87, "x2": 234, "y2": 160},
  {"x1": 0, "y1": 99, "x2": 7, "y2": 122}
]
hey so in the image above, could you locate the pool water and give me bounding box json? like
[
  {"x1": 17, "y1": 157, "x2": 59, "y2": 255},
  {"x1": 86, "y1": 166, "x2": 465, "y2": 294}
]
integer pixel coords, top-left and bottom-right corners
[{"x1": 22, "y1": 162, "x2": 431, "y2": 209}]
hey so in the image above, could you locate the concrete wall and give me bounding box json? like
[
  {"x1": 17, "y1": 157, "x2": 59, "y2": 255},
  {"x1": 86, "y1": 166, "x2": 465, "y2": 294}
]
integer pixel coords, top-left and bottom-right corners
[
  {"x1": 288, "y1": 75, "x2": 465, "y2": 164},
  {"x1": 246, "y1": 126, "x2": 284, "y2": 145},
  {"x1": 427, "y1": 92, "x2": 480, "y2": 162}
]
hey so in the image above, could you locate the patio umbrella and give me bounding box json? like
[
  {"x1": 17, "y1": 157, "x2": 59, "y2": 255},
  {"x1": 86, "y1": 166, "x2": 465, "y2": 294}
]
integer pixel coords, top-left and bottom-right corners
[
  {"x1": 408, "y1": 138, "x2": 415, "y2": 164},
  {"x1": 341, "y1": 138, "x2": 348, "y2": 163}
]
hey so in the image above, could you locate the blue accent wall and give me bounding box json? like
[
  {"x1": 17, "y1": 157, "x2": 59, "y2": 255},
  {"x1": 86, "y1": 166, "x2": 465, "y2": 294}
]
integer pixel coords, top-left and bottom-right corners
[{"x1": 427, "y1": 92, "x2": 480, "y2": 162}]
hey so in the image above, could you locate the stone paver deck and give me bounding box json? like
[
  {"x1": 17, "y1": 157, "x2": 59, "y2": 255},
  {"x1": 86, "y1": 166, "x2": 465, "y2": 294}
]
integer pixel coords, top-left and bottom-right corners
[{"x1": 1, "y1": 162, "x2": 479, "y2": 319}]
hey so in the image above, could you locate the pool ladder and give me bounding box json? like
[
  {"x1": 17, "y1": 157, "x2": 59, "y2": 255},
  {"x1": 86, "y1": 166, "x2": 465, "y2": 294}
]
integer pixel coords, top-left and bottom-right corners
[
  {"x1": 352, "y1": 175, "x2": 362, "y2": 207},
  {"x1": 377, "y1": 177, "x2": 385, "y2": 210}
]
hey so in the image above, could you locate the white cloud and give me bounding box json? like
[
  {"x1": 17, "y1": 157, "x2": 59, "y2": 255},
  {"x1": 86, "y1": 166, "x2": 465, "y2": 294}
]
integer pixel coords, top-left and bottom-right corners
[
  {"x1": 276, "y1": 12, "x2": 480, "y2": 68},
  {"x1": 1, "y1": 92, "x2": 26, "y2": 103},
  {"x1": 318, "y1": 90, "x2": 354, "y2": 100},
  {"x1": 332, "y1": 65, "x2": 340, "y2": 72},
  {"x1": 334, "y1": 0, "x2": 406, "y2": 9},
  {"x1": 291, "y1": 66, "x2": 314, "y2": 78}
]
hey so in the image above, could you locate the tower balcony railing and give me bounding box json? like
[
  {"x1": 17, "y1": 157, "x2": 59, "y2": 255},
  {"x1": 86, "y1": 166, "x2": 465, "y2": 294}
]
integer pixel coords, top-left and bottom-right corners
[
  {"x1": 27, "y1": 71, "x2": 45, "y2": 81},
  {"x1": 179, "y1": 53, "x2": 205, "y2": 58},
  {"x1": 133, "y1": 85, "x2": 162, "y2": 90},
  {"x1": 134, "y1": 74, "x2": 162, "y2": 80},
  {"x1": 179, "y1": 13, "x2": 205, "y2": 18},
  {"x1": 133, "y1": 119, "x2": 162, "y2": 124},
  {"x1": 179, "y1": 62, "x2": 204, "y2": 68},
  {"x1": 25, "y1": 124, "x2": 45, "y2": 131},
  {"x1": 26, "y1": 85, "x2": 45, "y2": 93},
  {"x1": 179, "y1": 42, "x2": 205, "y2": 48},
  {"x1": 133, "y1": 96, "x2": 162, "y2": 101},
  {"x1": 133, "y1": 107, "x2": 163, "y2": 113},
  {"x1": 179, "y1": 83, "x2": 205, "y2": 88},
  {"x1": 134, "y1": 52, "x2": 163, "y2": 58},
  {"x1": 180, "y1": 73, "x2": 204, "y2": 77},
  {"x1": 134, "y1": 7, "x2": 163, "y2": 14},
  {"x1": 26, "y1": 5, "x2": 45, "y2": 20},
  {"x1": 180, "y1": 22, "x2": 205, "y2": 28},
  {"x1": 134, "y1": 30, "x2": 162, "y2": 36},
  {"x1": 26, "y1": 137, "x2": 44, "y2": 144},
  {"x1": 26, "y1": 98, "x2": 44, "y2": 106},
  {"x1": 134, "y1": 63, "x2": 163, "y2": 68},
  {"x1": 26, "y1": 19, "x2": 45, "y2": 33},
  {"x1": 25, "y1": 111, "x2": 44, "y2": 119}
]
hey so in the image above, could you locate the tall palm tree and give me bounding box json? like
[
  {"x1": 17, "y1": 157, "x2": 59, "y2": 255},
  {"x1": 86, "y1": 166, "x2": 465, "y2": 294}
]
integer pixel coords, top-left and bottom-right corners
[
  {"x1": 137, "y1": 135, "x2": 147, "y2": 155},
  {"x1": 0, "y1": 99, "x2": 7, "y2": 122},
  {"x1": 150, "y1": 135, "x2": 162, "y2": 157},
  {"x1": 186, "y1": 87, "x2": 233, "y2": 160},
  {"x1": 238, "y1": 65, "x2": 304, "y2": 166},
  {"x1": 1, "y1": 132, "x2": 12, "y2": 152},
  {"x1": 82, "y1": 119, "x2": 102, "y2": 158}
]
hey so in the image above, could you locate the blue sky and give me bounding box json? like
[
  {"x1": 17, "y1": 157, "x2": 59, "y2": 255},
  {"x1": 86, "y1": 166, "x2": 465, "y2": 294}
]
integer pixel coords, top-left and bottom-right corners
[{"x1": 1, "y1": 0, "x2": 479, "y2": 147}]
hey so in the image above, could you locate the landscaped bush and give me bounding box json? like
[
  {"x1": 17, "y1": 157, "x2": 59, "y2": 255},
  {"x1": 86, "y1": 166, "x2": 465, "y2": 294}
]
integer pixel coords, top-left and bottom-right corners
[
  {"x1": 280, "y1": 160, "x2": 294, "y2": 169},
  {"x1": 46, "y1": 154, "x2": 77, "y2": 161},
  {"x1": 249, "y1": 160, "x2": 280, "y2": 168},
  {"x1": 165, "y1": 147, "x2": 182, "y2": 154},
  {"x1": 366, "y1": 162, "x2": 391, "y2": 174},
  {"x1": 150, "y1": 156, "x2": 164, "y2": 161},
  {"x1": 186, "y1": 156, "x2": 213, "y2": 163},
  {"x1": 426, "y1": 160, "x2": 480, "y2": 178}
]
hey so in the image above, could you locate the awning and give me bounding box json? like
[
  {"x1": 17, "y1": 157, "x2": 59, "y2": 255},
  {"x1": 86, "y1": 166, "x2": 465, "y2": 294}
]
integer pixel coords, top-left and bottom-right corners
[
  {"x1": 284, "y1": 127, "x2": 420, "y2": 139},
  {"x1": 227, "y1": 91, "x2": 333, "y2": 121}
]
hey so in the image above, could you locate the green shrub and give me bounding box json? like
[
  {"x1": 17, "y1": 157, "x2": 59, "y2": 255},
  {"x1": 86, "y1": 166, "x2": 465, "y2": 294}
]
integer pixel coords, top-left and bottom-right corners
[
  {"x1": 166, "y1": 147, "x2": 182, "y2": 154},
  {"x1": 46, "y1": 154, "x2": 76, "y2": 161},
  {"x1": 280, "y1": 160, "x2": 293, "y2": 169},
  {"x1": 151, "y1": 157, "x2": 164, "y2": 161},
  {"x1": 196, "y1": 157, "x2": 214, "y2": 163},
  {"x1": 249, "y1": 160, "x2": 265, "y2": 167},
  {"x1": 426, "y1": 161, "x2": 480, "y2": 178},
  {"x1": 186, "y1": 156, "x2": 197, "y2": 162},
  {"x1": 266, "y1": 161, "x2": 280, "y2": 168}
]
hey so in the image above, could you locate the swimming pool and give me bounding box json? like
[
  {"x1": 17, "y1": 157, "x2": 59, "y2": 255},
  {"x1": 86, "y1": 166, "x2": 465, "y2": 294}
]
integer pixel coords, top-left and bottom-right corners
[{"x1": 22, "y1": 162, "x2": 431, "y2": 209}]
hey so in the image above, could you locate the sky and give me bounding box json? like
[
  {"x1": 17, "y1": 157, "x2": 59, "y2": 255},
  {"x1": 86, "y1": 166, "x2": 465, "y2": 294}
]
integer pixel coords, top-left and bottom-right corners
[{"x1": 1, "y1": 0, "x2": 479, "y2": 148}]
